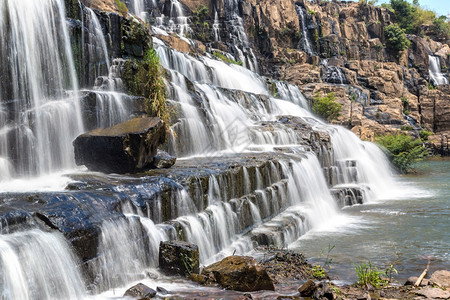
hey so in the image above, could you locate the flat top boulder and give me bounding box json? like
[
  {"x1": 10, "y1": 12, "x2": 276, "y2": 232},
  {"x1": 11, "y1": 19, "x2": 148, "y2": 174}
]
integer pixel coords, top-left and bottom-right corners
[
  {"x1": 83, "y1": 117, "x2": 162, "y2": 137},
  {"x1": 73, "y1": 117, "x2": 166, "y2": 174}
]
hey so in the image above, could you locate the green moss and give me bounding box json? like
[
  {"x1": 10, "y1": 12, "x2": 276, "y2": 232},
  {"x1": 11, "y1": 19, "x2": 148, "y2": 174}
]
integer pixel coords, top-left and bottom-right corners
[
  {"x1": 122, "y1": 49, "x2": 169, "y2": 131},
  {"x1": 213, "y1": 51, "x2": 243, "y2": 66},
  {"x1": 114, "y1": 0, "x2": 128, "y2": 16}
]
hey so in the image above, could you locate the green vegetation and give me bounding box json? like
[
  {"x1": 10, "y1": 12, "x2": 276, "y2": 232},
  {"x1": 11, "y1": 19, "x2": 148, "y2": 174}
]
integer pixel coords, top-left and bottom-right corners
[
  {"x1": 355, "y1": 261, "x2": 387, "y2": 288},
  {"x1": 311, "y1": 244, "x2": 334, "y2": 280},
  {"x1": 311, "y1": 265, "x2": 327, "y2": 279},
  {"x1": 114, "y1": 0, "x2": 128, "y2": 16},
  {"x1": 312, "y1": 93, "x2": 342, "y2": 122},
  {"x1": 122, "y1": 48, "x2": 169, "y2": 130},
  {"x1": 143, "y1": 49, "x2": 169, "y2": 126},
  {"x1": 432, "y1": 16, "x2": 450, "y2": 41},
  {"x1": 213, "y1": 51, "x2": 243, "y2": 66},
  {"x1": 384, "y1": 24, "x2": 411, "y2": 57},
  {"x1": 376, "y1": 133, "x2": 428, "y2": 173},
  {"x1": 419, "y1": 130, "x2": 433, "y2": 140},
  {"x1": 389, "y1": 0, "x2": 450, "y2": 41}
]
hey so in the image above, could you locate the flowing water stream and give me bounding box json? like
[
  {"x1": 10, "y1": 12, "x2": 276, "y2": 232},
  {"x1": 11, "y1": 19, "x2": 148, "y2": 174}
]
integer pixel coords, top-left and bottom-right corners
[{"x1": 291, "y1": 158, "x2": 450, "y2": 284}]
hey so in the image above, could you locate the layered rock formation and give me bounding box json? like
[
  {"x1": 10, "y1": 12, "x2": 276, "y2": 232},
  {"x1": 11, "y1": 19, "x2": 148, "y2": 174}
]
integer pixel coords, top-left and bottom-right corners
[{"x1": 104, "y1": 0, "x2": 450, "y2": 153}]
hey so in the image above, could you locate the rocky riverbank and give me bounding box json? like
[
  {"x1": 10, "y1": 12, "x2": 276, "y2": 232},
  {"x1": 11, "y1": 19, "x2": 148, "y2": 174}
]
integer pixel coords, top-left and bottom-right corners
[{"x1": 124, "y1": 246, "x2": 450, "y2": 299}]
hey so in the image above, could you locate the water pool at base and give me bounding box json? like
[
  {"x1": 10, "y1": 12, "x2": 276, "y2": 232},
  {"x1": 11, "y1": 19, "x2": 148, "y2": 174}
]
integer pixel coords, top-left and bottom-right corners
[{"x1": 290, "y1": 158, "x2": 450, "y2": 284}]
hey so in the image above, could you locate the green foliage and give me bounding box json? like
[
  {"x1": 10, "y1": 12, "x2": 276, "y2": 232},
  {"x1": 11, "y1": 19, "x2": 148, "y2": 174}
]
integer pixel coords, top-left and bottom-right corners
[
  {"x1": 114, "y1": 0, "x2": 128, "y2": 16},
  {"x1": 311, "y1": 244, "x2": 335, "y2": 279},
  {"x1": 385, "y1": 264, "x2": 398, "y2": 282},
  {"x1": 307, "y1": 9, "x2": 316, "y2": 16},
  {"x1": 432, "y1": 16, "x2": 450, "y2": 41},
  {"x1": 213, "y1": 51, "x2": 243, "y2": 66},
  {"x1": 376, "y1": 133, "x2": 428, "y2": 173},
  {"x1": 312, "y1": 93, "x2": 342, "y2": 122},
  {"x1": 312, "y1": 265, "x2": 327, "y2": 279},
  {"x1": 384, "y1": 24, "x2": 411, "y2": 56},
  {"x1": 419, "y1": 130, "x2": 433, "y2": 140},
  {"x1": 428, "y1": 83, "x2": 435, "y2": 90},
  {"x1": 355, "y1": 261, "x2": 387, "y2": 288},
  {"x1": 143, "y1": 49, "x2": 169, "y2": 126},
  {"x1": 390, "y1": 0, "x2": 417, "y2": 33},
  {"x1": 400, "y1": 125, "x2": 413, "y2": 131}
]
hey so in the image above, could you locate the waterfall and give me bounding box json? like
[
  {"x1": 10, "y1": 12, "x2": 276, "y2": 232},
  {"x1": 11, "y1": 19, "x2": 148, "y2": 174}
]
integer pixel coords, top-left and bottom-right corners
[
  {"x1": 86, "y1": 7, "x2": 111, "y2": 77},
  {"x1": 296, "y1": 4, "x2": 314, "y2": 55},
  {"x1": 0, "y1": 0, "x2": 408, "y2": 296},
  {"x1": 0, "y1": 0, "x2": 84, "y2": 180},
  {"x1": 0, "y1": 230, "x2": 86, "y2": 299},
  {"x1": 155, "y1": 0, "x2": 191, "y2": 36},
  {"x1": 429, "y1": 55, "x2": 448, "y2": 86},
  {"x1": 131, "y1": 0, "x2": 146, "y2": 20},
  {"x1": 213, "y1": 10, "x2": 220, "y2": 41},
  {"x1": 156, "y1": 37, "x2": 398, "y2": 204}
]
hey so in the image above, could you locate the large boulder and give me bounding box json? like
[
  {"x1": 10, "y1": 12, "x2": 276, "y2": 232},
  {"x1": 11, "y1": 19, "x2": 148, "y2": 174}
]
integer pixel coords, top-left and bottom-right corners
[
  {"x1": 123, "y1": 283, "x2": 156, "y2": 299},
  {"x1": 159, "y1": 241, "x2": 200, "y2": 277},
  {"x1": 201, "y1": 256, "x2": 275, "y2": 292},
  {"x1": 73, "y1": 117, "x2": 165, "y2": 174}
]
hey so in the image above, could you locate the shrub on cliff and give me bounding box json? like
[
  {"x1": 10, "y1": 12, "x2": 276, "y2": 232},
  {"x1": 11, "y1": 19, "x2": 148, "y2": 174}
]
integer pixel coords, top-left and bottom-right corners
[
  {"x1": 122, "y1": 48, "x2": 169, "y2": 129},
  {"x1": 384, "y1": 24, "x2": 410, "y2": 57},
  {"x1": 114, "y1": 0, "x2": 128, "y2": 16},
  {"x1": 312, "y1": 93, "x2": 342, "y2": 122},
  {"x1": 376, "y1": 133, "x2": 428, "y2": 173}
]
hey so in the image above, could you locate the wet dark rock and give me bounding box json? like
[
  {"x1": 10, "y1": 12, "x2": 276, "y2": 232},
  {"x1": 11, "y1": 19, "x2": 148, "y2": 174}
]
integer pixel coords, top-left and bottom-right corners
[
  {"x1": 298, "y1": 280, "x2": 316, "y2": 297},
  {"x1": 152, "y1": 150, "x2": 176, "y2": 169},
  {"x1": 159, "y1": 241, "x2": 199, "y2": 277},
  {"x1": 123, "y1": 283, "x2": 156, "y2": 299},
  {"x1": 405, "y1": 276, "x2": 418, "y2": 286},
  {"x1": 156, "y1": 286, "x2": 169, "y2": 295},
  {"x1": 201, "y1": 256, "x2": 275, "y2": 292},
  {"x1": 73, "y1": 117, "x2": 166, "y2": 174}
]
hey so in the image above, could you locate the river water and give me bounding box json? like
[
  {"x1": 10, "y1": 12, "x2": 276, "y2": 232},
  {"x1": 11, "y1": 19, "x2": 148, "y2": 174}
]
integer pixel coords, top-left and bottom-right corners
[{"x1": 291, "y1": 158, "x2": 450, "y2": 284}]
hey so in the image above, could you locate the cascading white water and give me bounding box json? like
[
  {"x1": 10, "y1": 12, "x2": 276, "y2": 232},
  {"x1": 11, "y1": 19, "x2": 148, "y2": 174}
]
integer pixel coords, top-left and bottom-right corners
[
  {"x1": 131, "y1": 0, "x2": 146, "y2": 20},
  {"x1": 0, "y1": 0, "x2": 84, "y2": 180},
  {"x1": 429, "y1": 55, "x2": 448, "y2": 86},
  {"x1": 155, "y1": 0, "x2": 191, "y2": 36},
  {"x1": 221, "y1": 0, "x2": 258, "y2": 72},
  {"x1": 86, "y1": 7, "x2": 111, "y2": 77},
  {"x1": 0, "y1": 230, "x2": 86, "y2": 299},
  {"x1": 213, "y1": 10, "x2": 220, "y2": 41},
  {"x1": 295, "y1": 4, "x2": 314, "y2": 55}
]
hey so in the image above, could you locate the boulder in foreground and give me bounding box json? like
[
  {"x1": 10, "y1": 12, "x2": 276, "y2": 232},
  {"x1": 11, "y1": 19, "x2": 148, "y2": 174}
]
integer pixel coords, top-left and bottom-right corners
[
  {"x1": 159, "y1": 241, "x2": 199, "y2": 277},
  {"x1": 73, "y1": 117, "x2": 165, "y2": 174},
  {"x1": 200, "y1": 256, "x2": 275, "y2": 292}
]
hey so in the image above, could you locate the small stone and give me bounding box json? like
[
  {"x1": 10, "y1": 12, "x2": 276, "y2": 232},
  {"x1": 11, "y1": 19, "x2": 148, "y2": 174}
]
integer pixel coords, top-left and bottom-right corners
[
  {"x1": 156, "y1": 286, "x2": 169, "y2": 295},
  {"x1": 152, "y1": 150, "x2": 176, "y2": 169},
  {"x1": 404, "y1": 276, "x2": 418, "y2": 286},
  {"x1": 298, "y1": 280, "x2": 316, "y2": 297},
  {"x1": 123, "y1": 283, "x2": 156, "y2": 299}
]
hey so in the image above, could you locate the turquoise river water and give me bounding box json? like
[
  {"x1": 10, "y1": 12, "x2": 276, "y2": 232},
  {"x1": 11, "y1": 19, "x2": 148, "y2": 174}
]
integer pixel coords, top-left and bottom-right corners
[{"x1": 291, "y1": 158, "x2": 450, "y2": 284}]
